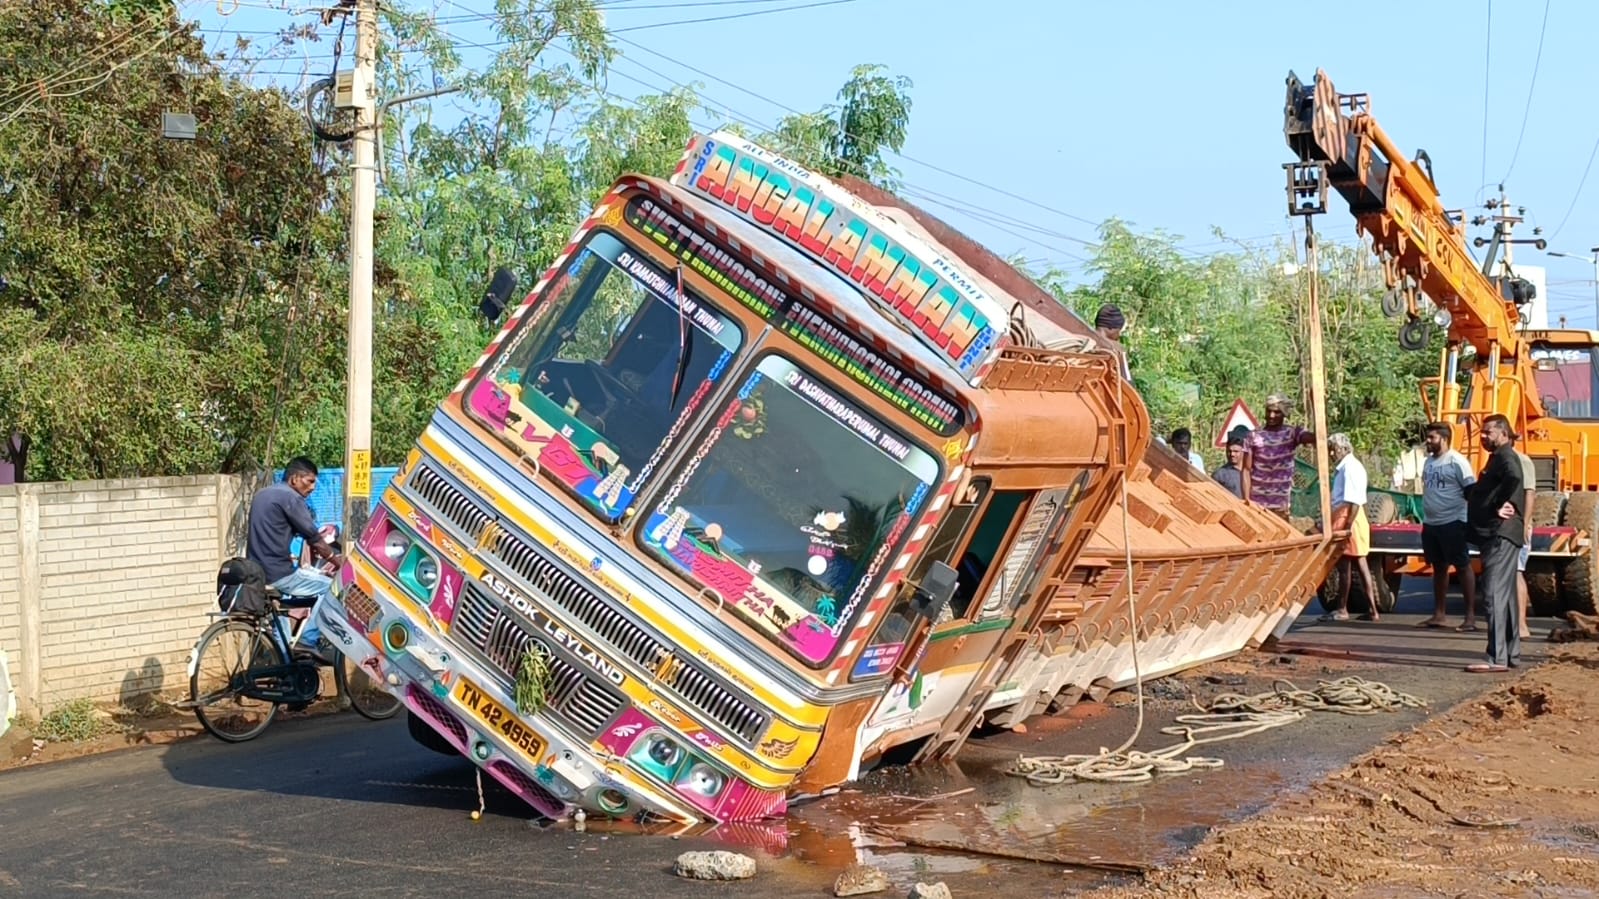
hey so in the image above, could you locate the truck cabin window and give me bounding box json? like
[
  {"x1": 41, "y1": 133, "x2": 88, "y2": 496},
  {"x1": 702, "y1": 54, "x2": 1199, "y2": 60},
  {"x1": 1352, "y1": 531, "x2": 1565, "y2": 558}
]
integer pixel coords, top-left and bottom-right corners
[
  {"x1": 641, "y1": 356, "x2": 940, "y2": 666},
  {"x1": 466, "y1": 231, "x2": 743, "y2": 519},
  {"x1": 1532, "y1": 345, "x2": 1598, "y2": 419}
]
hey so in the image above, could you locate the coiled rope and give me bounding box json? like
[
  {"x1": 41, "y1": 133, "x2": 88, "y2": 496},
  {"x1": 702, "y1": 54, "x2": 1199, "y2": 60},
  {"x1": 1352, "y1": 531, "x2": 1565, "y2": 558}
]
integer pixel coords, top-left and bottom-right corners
[{"x1": 1007, "y1": 676, "x2": 1426, "y2": 786}]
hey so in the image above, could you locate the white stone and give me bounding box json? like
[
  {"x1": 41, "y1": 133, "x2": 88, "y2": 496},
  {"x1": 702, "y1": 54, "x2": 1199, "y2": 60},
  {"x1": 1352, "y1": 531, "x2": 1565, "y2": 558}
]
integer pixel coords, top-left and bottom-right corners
[{"x1": 673, "y1": 850, "x2": 757, "y2": 881}]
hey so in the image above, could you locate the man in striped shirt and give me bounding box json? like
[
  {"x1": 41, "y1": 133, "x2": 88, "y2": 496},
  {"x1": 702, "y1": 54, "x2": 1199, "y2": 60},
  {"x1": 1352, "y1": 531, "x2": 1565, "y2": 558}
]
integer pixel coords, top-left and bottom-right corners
[{"x1": 1244, "y1": 393, "x2": 1316, "y2": 518}]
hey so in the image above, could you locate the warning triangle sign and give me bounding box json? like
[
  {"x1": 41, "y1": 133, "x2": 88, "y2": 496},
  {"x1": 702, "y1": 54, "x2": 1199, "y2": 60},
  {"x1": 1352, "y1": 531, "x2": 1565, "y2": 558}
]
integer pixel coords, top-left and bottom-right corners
[{"x1": 1214, "y1": 399, "x2": 1260, "y2": 448}]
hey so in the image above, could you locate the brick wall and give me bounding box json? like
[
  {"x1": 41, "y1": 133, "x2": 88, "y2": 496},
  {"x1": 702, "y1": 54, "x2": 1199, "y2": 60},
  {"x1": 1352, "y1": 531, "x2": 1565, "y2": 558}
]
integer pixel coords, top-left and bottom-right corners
[
  {"x1": 1, "y1": 475, "x2": 247, "y2": 716},
  {"x1": 0, "y1": 489, "x2": 19, "y2": 701}
]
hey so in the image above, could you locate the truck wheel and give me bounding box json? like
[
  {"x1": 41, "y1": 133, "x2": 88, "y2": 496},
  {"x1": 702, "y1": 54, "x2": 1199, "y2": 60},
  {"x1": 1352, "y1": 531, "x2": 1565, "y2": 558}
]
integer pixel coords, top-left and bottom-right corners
[
  {"x1": 1531, "y1": 490, "x2": 1566, "y2": 528},
  {"x1": 1559, "y1": 492, "x2": 1599, "y2": 615},
  {"x1": 1373, "y1": 569, "x2": 1401, "y2": 613},
  {"x1": 1319, "y1": 562, "x2": 1379, "y2": 614},
  {"x1": 407, "y1": 710, "x2": 460, "y2": 757},
  {"x1": 1366, "y1": 493, "x2": 1399, "y2": 526},
  {"x1": 1526, "y1": 558, "x2": 1563, "y2": 618}
]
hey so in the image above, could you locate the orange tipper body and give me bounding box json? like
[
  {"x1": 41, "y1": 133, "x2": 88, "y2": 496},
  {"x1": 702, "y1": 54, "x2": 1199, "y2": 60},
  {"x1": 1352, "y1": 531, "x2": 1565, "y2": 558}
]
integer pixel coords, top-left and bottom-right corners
[{"x1": 314, "y1": 131, "x2": 1327, "y2": 827}]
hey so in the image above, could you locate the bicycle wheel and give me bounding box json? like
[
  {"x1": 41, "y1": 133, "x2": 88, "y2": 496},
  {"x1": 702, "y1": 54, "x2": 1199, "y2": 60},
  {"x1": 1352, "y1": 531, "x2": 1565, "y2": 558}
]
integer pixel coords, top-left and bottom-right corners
[
  {"x1": 190, "y1": 618, "x2": 282, "y2": 742},
  {"x1": 335, "y1": 650, "x2": 402, "y2": 720}
]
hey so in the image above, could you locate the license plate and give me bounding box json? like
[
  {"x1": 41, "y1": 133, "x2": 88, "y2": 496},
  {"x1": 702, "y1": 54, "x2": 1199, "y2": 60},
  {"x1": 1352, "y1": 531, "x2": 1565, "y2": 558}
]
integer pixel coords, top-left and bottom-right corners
[{"x1": 455, "y1": 678, "x2": 545, "y2": 760}]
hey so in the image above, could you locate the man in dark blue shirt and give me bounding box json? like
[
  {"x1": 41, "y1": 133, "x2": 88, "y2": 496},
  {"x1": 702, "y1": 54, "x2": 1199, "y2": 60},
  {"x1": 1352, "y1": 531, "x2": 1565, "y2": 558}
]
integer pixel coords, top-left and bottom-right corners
[
  {"x1": 1212, "y1": 435, "x2": 1246, "y2": 499},
  {"x1": 1464, "y1": 415, "x2": 1524, "y2": 672},
  {"x1": 247, "y1": 457, "x2": 341, "y2": 663}
]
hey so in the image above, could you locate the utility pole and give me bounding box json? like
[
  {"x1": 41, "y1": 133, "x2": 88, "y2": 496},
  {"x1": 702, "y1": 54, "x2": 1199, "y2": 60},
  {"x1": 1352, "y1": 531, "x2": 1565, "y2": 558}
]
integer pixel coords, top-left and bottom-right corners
[
  {"x1": 344, "y1": 0, "x2": 378, "y2": 544},
  {"x1": 1285, "y1": 162, "x2": 1334, "y2": 535}
]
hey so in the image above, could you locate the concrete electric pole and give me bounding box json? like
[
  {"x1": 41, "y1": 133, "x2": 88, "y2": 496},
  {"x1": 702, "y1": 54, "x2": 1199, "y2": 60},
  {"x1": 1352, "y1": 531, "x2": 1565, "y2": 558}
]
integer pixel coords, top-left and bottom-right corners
[{"x1": 343, "y1": 0, "x2": 378, "y2": 544}]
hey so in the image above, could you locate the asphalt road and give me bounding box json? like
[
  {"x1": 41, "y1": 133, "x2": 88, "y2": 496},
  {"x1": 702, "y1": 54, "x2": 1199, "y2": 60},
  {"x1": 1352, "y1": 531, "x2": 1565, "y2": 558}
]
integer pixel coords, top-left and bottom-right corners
[
  {"x1": 0, "y1": 582, "x2": 1528, "y2": 899},
  {"x1": 0, "y1": 712, "x2": 836, "y2": 899}
]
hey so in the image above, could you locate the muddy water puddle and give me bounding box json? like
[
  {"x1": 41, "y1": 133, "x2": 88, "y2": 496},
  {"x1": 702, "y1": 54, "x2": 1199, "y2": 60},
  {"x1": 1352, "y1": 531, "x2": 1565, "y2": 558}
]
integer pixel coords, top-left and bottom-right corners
[{"x1": 571, "y1": 749, "x2": 1328, "y2": 893}]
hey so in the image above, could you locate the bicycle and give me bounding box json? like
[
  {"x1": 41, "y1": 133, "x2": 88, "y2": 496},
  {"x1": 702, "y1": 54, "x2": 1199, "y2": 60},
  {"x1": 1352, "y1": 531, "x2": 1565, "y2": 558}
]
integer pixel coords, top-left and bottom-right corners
[{"x1": 186, "y1": 586, "x2": 402, "y2": 742}]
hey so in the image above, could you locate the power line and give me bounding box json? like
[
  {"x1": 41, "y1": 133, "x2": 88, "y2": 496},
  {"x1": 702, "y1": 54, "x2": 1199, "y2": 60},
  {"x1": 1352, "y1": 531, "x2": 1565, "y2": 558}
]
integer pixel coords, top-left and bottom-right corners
[
  {"x1": 1501, "y1": 0, "x2": 1550, "y2": 183},
  {"x1": 240, "y1": 1, "x2": 1274, "y2": 267},
  {"x1": 438, "y1": 0, "x2": 861, "y2": 42},
  {"x1": 410, "y1": 0, "x2": 1114, "y2": 243},
  {"x1": 0, "y1": 5, "x2": 190, "y2": 115},
  {"x1": 605, "y1": 29, "x2": 1108, "y2": 233},
  {"x1": 1549, "y1": 132, "x2": 1599, "y2": 240},
  {"x1": 423, "y1": 0, "x2": 816, "y2": 22}
]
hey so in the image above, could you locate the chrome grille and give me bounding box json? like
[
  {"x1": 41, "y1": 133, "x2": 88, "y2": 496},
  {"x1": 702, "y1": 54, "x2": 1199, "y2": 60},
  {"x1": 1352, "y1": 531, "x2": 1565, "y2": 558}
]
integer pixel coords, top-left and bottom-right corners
[
  {"x1": 484, "y1": 527, "x2": 768, "y2": 744},
  {"x1": 408, "y1": 464, "x2": 490, "y2": 540},
  {"x1": 402, "y1": 458, "x2": 769, "y2": 745},
  {"x1": 454, "y1": 585, "x2": 623, "y2": 742}
]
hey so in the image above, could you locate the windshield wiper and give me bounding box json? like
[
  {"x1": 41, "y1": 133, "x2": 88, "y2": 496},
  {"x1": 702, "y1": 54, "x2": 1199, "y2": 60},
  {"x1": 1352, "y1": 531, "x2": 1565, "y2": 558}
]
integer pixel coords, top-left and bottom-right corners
[{"x1": 668, "y1": 264, "x2": 694, "y2": 409}]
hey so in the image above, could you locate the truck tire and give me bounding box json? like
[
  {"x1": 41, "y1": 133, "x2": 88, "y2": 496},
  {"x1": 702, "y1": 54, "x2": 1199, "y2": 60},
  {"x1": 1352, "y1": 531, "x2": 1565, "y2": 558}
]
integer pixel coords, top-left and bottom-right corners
[
  {"x1": 1318, "y1": 562, "x2": 1394, "y2": 614},
  {"x1": 1559, "y1": 492, "x2": 1599, "y2": 616},
  {"x1": 1526, "y1": 557, "x2": 1563, "y2": 617},
  {"x1": 407, "y1": 709, "x2": 460, "y2": 757},
  {"x1": 1531, "y1": 490, "x2": 1566, "y2": 529},
  {"x1": 1373, "y1": 569, "x2": 1402, "y2": 613},
  {"x1": 1366, "y1": 493, "x2": 1399, "y2": 526}
]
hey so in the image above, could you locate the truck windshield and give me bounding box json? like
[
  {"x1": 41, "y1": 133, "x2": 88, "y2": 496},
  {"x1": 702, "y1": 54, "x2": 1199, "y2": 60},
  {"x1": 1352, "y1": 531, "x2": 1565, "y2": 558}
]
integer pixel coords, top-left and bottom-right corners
[
  {"x1": 641, "y1": 355, "x2": 940, "y2": 667},
  {"x1": 1532, "y1": 346, "x2": 1599, "y2": 419},
  {"x1": 466, "y1": 230, "x2": 743, "y2": 520}
]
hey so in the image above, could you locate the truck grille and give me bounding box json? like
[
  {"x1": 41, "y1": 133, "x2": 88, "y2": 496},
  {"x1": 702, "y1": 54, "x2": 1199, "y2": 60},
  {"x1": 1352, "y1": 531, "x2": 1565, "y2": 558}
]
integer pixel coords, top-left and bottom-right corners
[
  {"x1": 408, "y1": 464, "x2": 490, "y2": 540},
  {"x1": 403, "y1": 460, "x2": 769, "y2": 745},
  {"x1": 452, "y1": 584, "x2": 624, "y2": 742},
  {"x1": 485, "y1": 528, "x2": 768, "y2": 744}
]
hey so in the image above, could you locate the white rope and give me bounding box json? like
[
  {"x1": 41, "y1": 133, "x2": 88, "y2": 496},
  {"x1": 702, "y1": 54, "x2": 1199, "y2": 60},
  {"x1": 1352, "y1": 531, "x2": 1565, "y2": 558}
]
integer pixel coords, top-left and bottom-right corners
[
  {"x1": 1003, "y1": 361, "x2": 1430, "y2": 789},
  {"x1": 1007, "y1": 676, "x2": 1426, "y2": 786}
]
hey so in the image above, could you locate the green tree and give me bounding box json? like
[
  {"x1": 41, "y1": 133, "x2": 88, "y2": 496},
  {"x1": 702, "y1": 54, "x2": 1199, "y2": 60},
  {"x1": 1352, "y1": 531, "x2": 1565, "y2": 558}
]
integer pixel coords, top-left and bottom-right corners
[
  {"x1": 1040, "y1": 223, "x2": 1435, "y2": 467},
  {"x1": 0, "y1": 0, "x2": 344, "y2": 479},
  {"x1": 758, "y1": 64, "x2": 912, "y2": 189}
]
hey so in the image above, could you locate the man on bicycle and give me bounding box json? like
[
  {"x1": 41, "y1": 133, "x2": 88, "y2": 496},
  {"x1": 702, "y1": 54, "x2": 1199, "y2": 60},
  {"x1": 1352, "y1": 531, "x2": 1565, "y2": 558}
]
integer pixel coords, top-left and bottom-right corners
[{"x1": 248, "y1": 457, "x2": 341, "y2": 664}]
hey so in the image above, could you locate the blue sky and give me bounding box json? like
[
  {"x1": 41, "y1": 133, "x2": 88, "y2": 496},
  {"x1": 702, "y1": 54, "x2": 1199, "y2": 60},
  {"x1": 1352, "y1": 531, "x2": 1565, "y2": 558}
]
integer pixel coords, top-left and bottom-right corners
[{"x1": 193, "y1": 0, "x2": 1599, "y2": 322}]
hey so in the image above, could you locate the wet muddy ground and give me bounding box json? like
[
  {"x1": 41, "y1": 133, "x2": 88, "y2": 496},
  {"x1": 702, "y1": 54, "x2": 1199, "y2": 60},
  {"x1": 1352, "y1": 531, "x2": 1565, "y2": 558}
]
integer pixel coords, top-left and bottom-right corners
[{"x1": 5, "y1": 587, "x2": 1596, "y2": 897}]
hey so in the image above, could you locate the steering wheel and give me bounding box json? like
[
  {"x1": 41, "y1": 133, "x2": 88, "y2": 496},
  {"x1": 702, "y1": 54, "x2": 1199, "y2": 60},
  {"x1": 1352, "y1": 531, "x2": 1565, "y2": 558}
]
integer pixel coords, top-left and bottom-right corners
[{"x1": 583, "y1": 360, "x2": 627, "y2": 407}]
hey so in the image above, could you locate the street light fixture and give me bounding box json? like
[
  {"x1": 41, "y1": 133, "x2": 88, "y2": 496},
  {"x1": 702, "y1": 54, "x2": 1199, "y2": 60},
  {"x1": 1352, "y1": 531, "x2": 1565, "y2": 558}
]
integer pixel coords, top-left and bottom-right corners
[{"x1": 1546, "y1": 247, "x2": 1599, "y2": 329}]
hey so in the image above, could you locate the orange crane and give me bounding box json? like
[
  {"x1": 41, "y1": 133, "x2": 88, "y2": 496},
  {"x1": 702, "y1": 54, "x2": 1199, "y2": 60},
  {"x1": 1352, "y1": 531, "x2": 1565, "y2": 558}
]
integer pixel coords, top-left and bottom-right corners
[{"x1": 1283, "y1": 68, "x2": 1598, "y2": 617}]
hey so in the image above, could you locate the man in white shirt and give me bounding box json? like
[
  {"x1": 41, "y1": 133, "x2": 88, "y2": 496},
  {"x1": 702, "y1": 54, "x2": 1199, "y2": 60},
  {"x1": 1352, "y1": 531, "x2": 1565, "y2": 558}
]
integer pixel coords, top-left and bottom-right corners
[
  {"x1": 1417, "y1": 422, "x2": 1478, "y2": 631},
  {"x1": 1169, "y1": 428, "x2": 1205, "y2": 472},
  {"x1": 1320, "y1": 433, "x2": 1380, "y2": 621}
]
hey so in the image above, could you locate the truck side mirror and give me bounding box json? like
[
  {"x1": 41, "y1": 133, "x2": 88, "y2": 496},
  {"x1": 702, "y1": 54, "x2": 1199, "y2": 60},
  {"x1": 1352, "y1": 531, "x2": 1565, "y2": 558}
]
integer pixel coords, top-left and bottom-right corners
[
  {"x1": 910, "y1": 560, "x2": 959, "y2": 622},
  {"x1": 479, "y1": 267, "x2": 517, "y2": 323}
]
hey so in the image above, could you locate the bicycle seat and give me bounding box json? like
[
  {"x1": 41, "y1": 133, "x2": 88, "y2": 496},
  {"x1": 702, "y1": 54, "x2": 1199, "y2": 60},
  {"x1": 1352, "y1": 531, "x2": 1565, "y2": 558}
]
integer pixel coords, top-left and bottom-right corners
[{"x1": 265, "y1": 586, "x2": 320, "y2": 609}]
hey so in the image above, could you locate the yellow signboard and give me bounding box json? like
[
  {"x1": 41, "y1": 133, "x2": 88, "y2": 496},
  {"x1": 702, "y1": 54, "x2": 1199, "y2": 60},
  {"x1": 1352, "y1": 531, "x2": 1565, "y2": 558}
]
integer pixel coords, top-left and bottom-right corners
[{"x1": 349, "y1": 449, "x2": 372, "y2": 498}]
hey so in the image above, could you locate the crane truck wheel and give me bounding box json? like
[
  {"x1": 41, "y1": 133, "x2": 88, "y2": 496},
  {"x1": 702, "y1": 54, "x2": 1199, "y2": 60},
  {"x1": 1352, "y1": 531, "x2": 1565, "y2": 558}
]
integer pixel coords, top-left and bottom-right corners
[
  {"x1": 1365, "y1": 492, "x2": 1399, "y2": 526},
  {"x1": 1317, "y1": 563, "x2": 1395, "y2": 614},
  {"x1": 1559, "y1": 492, "x2": 1599, "y2": 616},
  {"x1": 1531, "y1": 490, "x2": 1566, "y2": 528},
  {"x1": 1527, "y1": 491, "x2": 1569, "y2": 616},
  {"x1": 1526, "y1": 559, "x2": 1563, "y2": 618}
]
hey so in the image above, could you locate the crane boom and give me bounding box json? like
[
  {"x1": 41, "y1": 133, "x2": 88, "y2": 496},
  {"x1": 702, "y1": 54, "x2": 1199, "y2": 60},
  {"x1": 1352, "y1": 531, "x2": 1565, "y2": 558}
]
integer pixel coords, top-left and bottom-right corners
[
  {"x1": 1283, "y1": 68, "x2": 1547, "y2": 432},
  {"x1": 1284, "y1": 68, "x2": 1599, "y2": 620}
]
